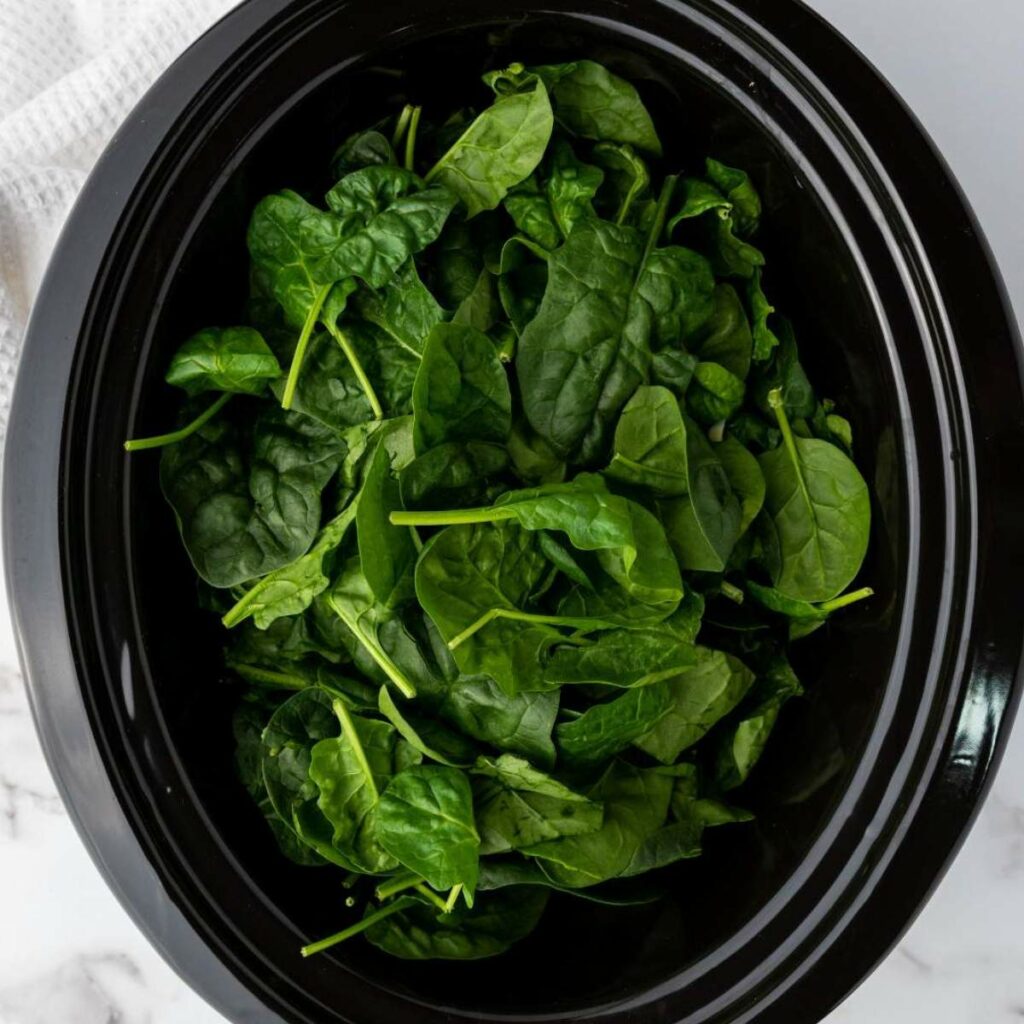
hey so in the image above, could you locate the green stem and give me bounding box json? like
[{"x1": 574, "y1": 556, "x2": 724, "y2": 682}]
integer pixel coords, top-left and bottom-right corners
[
  {"x1": 818, "y1": 586, "x2": 874, "y2": 614},
  {"x1": 326, "y1": 320, "x2": 384, "y2": 420},
  {"x1": 301, "y1": 898, "x2": 412, "y2": 957},
  {"x1": 333, "y1": 699, "x2": 378, "y2": 801},
  {"x1": 404, "y1": 106, "x2": 422, "y2": 171},
  {"x1": 391, "y1": 104, "x2": 414, "y2": 149},
  {"x1": 282, "y1": 284, "x2": 331, "y2": 409},
  {"x1": 375, "y1": 872, "x2": 422, "y2": 902},
  {"x1": 415, "y1": 885, "x2": 450, "y2": 913},
  {"x1": 448, "y1": 607, "x2": 585, "y2": 651},
  {"x1": 390, "y1": 506, "x2": 516, "y2": 528},
  {"x1": 228, "y1": 664, "x2": 307, "y2": 691},
  {"x1": 443, "y1": 884, "x2": 463, "y2": 913},
  {"x1": 329, "y1": 595, "x2": 416, "y2": 698},
  {"x1": 409, "y1": 526, "x2": 424, "y2": 553},
  {"x1": 768, "y1": 387, "x2": 812, "y2": 507},
  {"x1": 645, "y1": 174, "x2": 678, "y2": 257},
  {"x1": 123, "y1": 393, "x2": 231, "y2": 452},
  {"x1": 720, "y1": 581, "x2": 745, "y2": 605}
]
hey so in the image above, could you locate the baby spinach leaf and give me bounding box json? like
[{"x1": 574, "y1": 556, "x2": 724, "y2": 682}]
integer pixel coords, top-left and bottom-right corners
[
  {"x1": 651, "y1": 348, "x2": 699, "y2": 396},
  {"x1": 427, "y1": 71, "x2": 553, "y2": 217},
  {"x1": 377, "y1": 686, "x2": 476, "y2": 767},
  {"x1": 714, "y1": 434, "x2": 766, "y2": 537},
  {"x1": 353, "y1": 259, "x2": 444, "y2": 358},
  {"x1": 637, "y1": 246, "x2": 716, "y2": 347},
  {"x1": 365, "y1": 886, "x2": 548, "y2": 959},
  {"x1": 688, "y1": 283, "x2": 753, "y2": 379},
  {"x1": 160, "y1": 404, "x2": 345, "y2": 588},
  {"x1": 633, "y1": 646, "x2": 756, "y2": 764},
  {"x1": 504, "y1": 174, "x2": 563, "y2": 250},
  {"x1": 531, "y1": 61, "x2": 662, "y2": 155},
  {"x1": 309, "y1": 701, "x2": 404, "y2": 873},
  {"x1": 412, "y1": 323, "x2": 512, "y2": 451},
  {"x1": 705, "y1": 158, "x2": 761, "y2": 236},
  {"x1": 165, "y1": 327, "x2": 281, "y2": 396},
  {"x1": 545, "y1": 138, "x2": 604, "y2": 238},
  {"x1": 687, "y1": 362, "x2": 746, "y2": 426},
  {"x1": 451, "y1": 270, "x2": 500, "y2": 331},
  {"x1": 758, "y1": 389, "x2": 871, "y2": 602},
  {"x1": 606, "y1": 385, "x2": 688, "y2": 496},
  {"x1": 747, "y1": 269, "x2": 781, "y2": 362},
  {"x1": 331, "y1": 127, "x2": 395, "y2": 177},
  {"x1": 507, "y1": 420, "x2": 566, "y2": 484},
  {"x1": 471, "y1": 754, "x2": 603, "y2": 854},
  {"x1": 400, "y1": 442, "x2": 509, "y2": 510},
  {"x1": 378, "y1": 764, "x2": 481, "y2": 900},
  {"x1": 657, "y1": 414, "x2": 742, "y2": 572},
  {"x1": 497, "y1": 234, "x2": 550, "y2": 334},
  {"x1": 523, "y1": 762, "x2": 673, "y2": 888},
  {"x1": 318, "y1": 167, "x2": 458, "y2": 288},
  {"x1": 537, "y1": 531, "x2": 594, "y2": 589},
  {"x1": 713, "y1": 654, "x2": 803, "y2": 790},
  {"x1": 557, "y1": 684, "x2": 677, "y2": 765},
  {"x1": 751, "y1": 317, "x2": 815, "y2": 420},
  {"x1": 593, "y1": 142, "x2": 650, "y2": 225}
]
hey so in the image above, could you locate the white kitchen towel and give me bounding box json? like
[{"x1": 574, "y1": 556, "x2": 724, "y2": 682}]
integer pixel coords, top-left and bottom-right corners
[{"x1": 0, "y1": 0, "x2": 240, "y2": 440}]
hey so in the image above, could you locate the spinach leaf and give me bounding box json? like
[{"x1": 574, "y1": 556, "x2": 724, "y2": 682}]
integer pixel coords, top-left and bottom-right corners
[
  {"x1": 160, "y1": 404, "x2": 345, "y2": 588},
  {"x1": 593, "y1": 142, "x2": 650, "y2": 225},
  {"x1": 308, "y1": 701, "x2": 405, "y2": 873},
  {"x1": 365, "y1": 886, "x2": 548, "y2": 959},
  {"x1": 377, "y1": 686, "x2": 476, "y2": 767},
  {"x1": 758, "y1": 389, "x2": 870, "y2": 602},
  {"x1": 497, "y1": 234, "x2": 550, "y2": 334},
  {"x1": 714, "y1": 434, "x2": 766, "y2": 537},
  {"x1": 557, "y1": 684, "x2": 677, "y2": 765},
  {"x1": 400, "y1": 442, "x2": 509, "y2": 510},
  {"x1": 504, "y1": 174, "x2": 563, "y2": 250},
  {"x1": 531, "y1": 61, "x2": 662, "y2": 155},
  {"x1": 378, "y1": 764, "x2": 481, "y2": 900},
  {"x1": 545, "y1": 138, "x2": 604, "y2": 238},
  {"x1": 657, "y1": 413, "x2": 742, "y2": 572},
  {"x1": 412, "y1": 323, "x2": 512, "y2": 451},
  {"x1": 687, "y1": 362, "x2": 746, "y2": 426},
  {"x1": 713, "y1": 654, "x2": 803, "y2": 790},
  {"x1": 427, "y1": 70, "x2": 553, "y2": 217},
  {"x1": 606, "y1": 385, "x2": 688, "y2": 495},
  {"x1": 523, "y1": 762, "x2": 673, "y2": 888},
  {"x1": 165, "y1": 327, "x2": 281, "y2": 396},
  {"x1": 747, "y1": 269, "x2": 781, "y2": 362},
  {"x1": 633, "y1": 646, "x2": 756, "y2": 764},
  {"x1": 471, "y1": 754, "x2": 603, "y2": 853},
  {"x1": 688, "y1": 283, "x2": 753, "y2": 379},
  {"x1": 507, "y1": 420, "x2": 566, "y2": 484},
  {"x1": 752, "y1": 317, "x2": 815, "y2": 420}
]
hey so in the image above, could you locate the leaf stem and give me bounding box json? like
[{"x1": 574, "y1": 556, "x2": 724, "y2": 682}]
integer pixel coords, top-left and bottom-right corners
[
  {"x1": 282, "y1": 284, "x2": 331, "y2": 409},
  {"x1": 123, "y1": 393, "x2": 231, "y2": 452},
  {"x1": 390, "y1": 506, "x2": 516, "y2": 528},
  {"x1": 227, "y1": 664, "x2": 307, "y2": 690},
  {"x1": 404, "y1": 106, "x2": 422, "y2": 172},
  {"x1": 415, "y1": 884, "x2": 450, "y2": 913},
  {"x1": 818, "y1": 586, "x2": 874, "y2": 614},
  {"x1": 326, "y1": 320, "x2": 384, "y2": 420},
  {"x1": 375, "y1": 872, "x2": 422, "y2": 901},
  {"x1": 443, "y1": 884, "x2": 463, "y2": 913},
  {"x1": 448, "y1": 607, "x2": 582, "y2": 651},
  {"x1": 768, "y1": 387, "x2": 811, "y2": 507},
  {"x1": 391, "y1": 104, "x2": 414, "y2": 149},
  {"x1": 720, "y1": 581, "x2": 745, "y2": 605},
  {"x1": 329, "y1": 595, "x2": 417, "y2": 698},
  {"x1": 645, "y1": 174, "x2": 678, "y2": 257},
  {"x1": 300, "y1": 898, "x2": 412, "y2": 957}
]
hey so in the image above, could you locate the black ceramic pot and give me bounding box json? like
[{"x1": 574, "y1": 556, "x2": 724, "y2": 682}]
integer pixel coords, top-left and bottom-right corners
[{"x1": 5, "y1": 0, "x2": 1023, "y2": 1022}]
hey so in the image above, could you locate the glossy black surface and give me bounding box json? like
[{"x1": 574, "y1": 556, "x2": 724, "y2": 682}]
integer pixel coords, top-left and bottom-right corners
[{"x1": 4, "y1": 1, "x2": 1023, "y2": 1022}]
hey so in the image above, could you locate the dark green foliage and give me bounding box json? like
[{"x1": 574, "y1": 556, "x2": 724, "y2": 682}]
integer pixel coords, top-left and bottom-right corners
[{"x1": 132, "y1": 59, "x2": 873, "y2": 963}]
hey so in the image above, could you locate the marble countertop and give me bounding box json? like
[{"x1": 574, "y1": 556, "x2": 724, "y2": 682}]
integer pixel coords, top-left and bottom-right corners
[{"x1": 0, "y1": 1, "x2": 1021, "y2": 1021}]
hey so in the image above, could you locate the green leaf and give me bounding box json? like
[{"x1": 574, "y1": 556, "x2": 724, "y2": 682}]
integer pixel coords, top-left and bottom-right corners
[
  {"x1": 427, "y1": 72, "x2": 553, "y2": 217},
  {"x1": 318, "y1": 166, "x2": 458, "y2": 288},
  {"x1": 452, "y1": 270, "x2": 500, "y2": 331},
  {"x1": 545, "y1": 138, "x2": 604, "y2": 238},
  {"x1": 633, "y1": 646, "x2": 756, "y2": 764},
  {"x1": 165, "y1": 327, "x2": 281, "y2": 396},
  {"x1": 353, "y1": 259, "x2": 445, "y2": 358},
  {"x1": 713, "y1": 654, "x2": 803, "y2": 790},
  {"x1": 532, "y1": 61, "x2": 662, "y2": 155},
  {"x1": 471, "y1": 754, "x2": 603, "y2": 854},
  {"x1": 497, "y1": 234, "x2": 550, "y2": 334},
  {"x1": 377, "y1": 686, "x2": 475, "y2": 767},
  {"x1": 412, "y1": 323, "x2": 512, "y2": 451},
  {"x1": 365, "y1": 886, "x2": 548, "y2": 959},
  {"x1": 705, "y1": 158, "x2": 761, "y2": 235},
  {"x1": 160, "y1": 404, "x2": 345, "y2": 588},
  {"x1": 657, "y1": 413, "x2": 742, "y2": 572},
  {"x1": 523, "y1": 762, "x2": 673, "y2": 888},
  {"x1": 688, "y1": 283, "x2": 753, "y2": 379},
  {"x1": 400, "y1": 441, "x2": 509, "y2": 510},
  {"x1": 309, "y1": 702, "x2": 404, "y2": 873},
  {"x1": 687, "y1": 361, "x2": 746, "y2": 426},
  {"x1": 606, "y1": 385, "x2": 688, "y2": 496},
  {"x1": 504, "y1": 174, "x2": 563, "y2": 250},
  {"x1": 556, "y1": 684, "x2": 677, "y2": 765},
  {"x1": 331, "y1": 127, "x2": 396, "y2": 177},
  {"x1": 747, "y1": 269, "x2": 781, "y2": 362},
  {"x1": 378, "y1": 764, "x2": 481, "y2": 900},
  {"x1": 752, "y1": 317, "x2": 816, "y2": 420},
  {"x1": 758, "y1": 390, "x2": 871, "y2": 602},
  {"x1": 714, "y1": 434, "x2": 766, "y2": 537},
  {"x1": 592, "y1": 142, "x2": 650, "y2": 225}
]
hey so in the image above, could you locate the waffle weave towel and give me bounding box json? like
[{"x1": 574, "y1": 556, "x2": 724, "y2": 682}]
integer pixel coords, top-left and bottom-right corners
[{"x1": 0, "y1": 0, "x2": 238, "y2": 440}]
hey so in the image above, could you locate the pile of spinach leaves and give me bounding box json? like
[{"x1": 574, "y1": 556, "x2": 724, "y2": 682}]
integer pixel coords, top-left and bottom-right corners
[{"x1": 128, "y1": 58, "x2": 873, "y2": 961}]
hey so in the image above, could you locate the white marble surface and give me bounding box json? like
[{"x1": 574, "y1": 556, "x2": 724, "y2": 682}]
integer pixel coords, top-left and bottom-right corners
[{"x1": 0, "y1": 1, "x2": 1022, "y2": 1022}]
